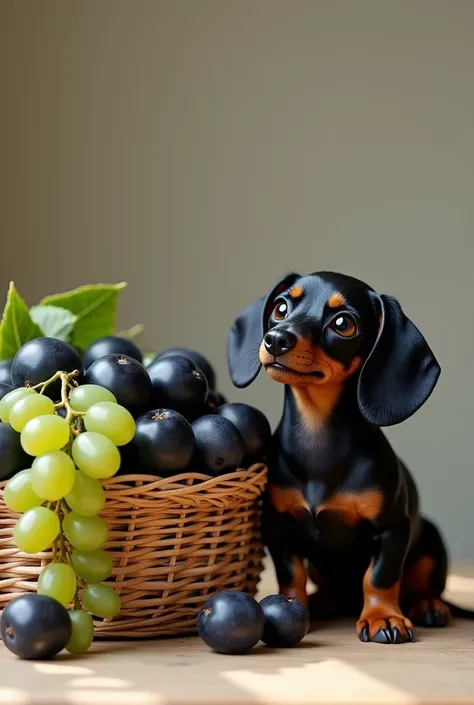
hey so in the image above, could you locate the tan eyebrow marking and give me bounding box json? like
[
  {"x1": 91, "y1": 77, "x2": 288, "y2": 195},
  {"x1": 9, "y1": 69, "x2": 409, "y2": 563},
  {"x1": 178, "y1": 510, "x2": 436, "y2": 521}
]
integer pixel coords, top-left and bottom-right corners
[
  {"x1": 289, "y1": 284, "x2": 304, "y2": 299},
  {"x1": 327, "y1": 293, "x2": 346, "y2": 308}
]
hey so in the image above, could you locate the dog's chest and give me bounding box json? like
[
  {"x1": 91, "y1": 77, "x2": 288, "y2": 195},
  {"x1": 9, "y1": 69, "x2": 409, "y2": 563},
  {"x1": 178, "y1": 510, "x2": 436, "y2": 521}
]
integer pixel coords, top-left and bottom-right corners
[
  {"x1": 306, "y1": 480, "x2": 382, "y2": 546},
  {"x1": 315, "y1": 487, "x2": 382, "y2": 523},
  {"x1": 316, "y1": 509, "x2": 364, "y2": 550}
]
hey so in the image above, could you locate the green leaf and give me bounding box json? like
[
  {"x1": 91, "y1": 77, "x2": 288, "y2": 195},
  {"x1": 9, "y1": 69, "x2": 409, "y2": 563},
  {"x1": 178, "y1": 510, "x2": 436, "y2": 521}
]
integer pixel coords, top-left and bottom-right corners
[
  {"x1": 143, "y1": 351, "x2": 157, "y2": 367},
  {"x1": 0, "y1": 282, "x2": 43, "y2": 360},
  {"x1": 40, "y1": 282, "x2": 127, "y2": 353},
  {"x1": 30, "y1": 305, "x2": 77, "y2": 342},
  {"x1": 116, "y1": 323, "x2": 144, "y2": 340}
]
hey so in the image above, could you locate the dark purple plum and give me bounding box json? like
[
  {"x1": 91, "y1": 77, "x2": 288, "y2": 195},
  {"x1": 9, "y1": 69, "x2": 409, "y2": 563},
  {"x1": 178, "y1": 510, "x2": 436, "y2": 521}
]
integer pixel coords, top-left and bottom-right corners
[
  {"x1": 1, "y1": 593, "x2": 72, "y2": 659},
  {"x1": 0, "y1": 360, "x2": 12, "y2": 386},
  {"x1": 117, "y1": 439, "x2": 143, "y2": 475},
  {"x1": 198, "y1": 590, "x2": 264, "y2": 654},
  {"x1": 260, "y1": 594, "x2": 309, "y2": 648},
  {"x1": 83, "y1": 336, "x2": 143, "y2": 370},
  {"x1": 0, "y1": 383, "x2": 12, "y2": 402},
  {"x1": 148, "y1": 355, "x2": 208, "y2": 421},
  {"x1": 133, "y1": 409, "x2": 195, "y2": 474},
  {"x1": 216, "y1": 403, "x2": 271, "y2": 459},
  {"x1": 12, "y1": 338, "x2": 83, "y2": 400},
  {"x1": 85, "y1": 354, "x2": 151, "y2": 416},
  {"x1": 0, "y1": 422, "x2": 32, "y2": 480},
  {"x1": 156, "y1": 347, "x2": 216, "y2": 390},
  {"x1": 205, "y1": 390, "x2": 228, "y2": 413},
  {"x1": 191, "y1": 415, "x2": 244, "y2": 475}
]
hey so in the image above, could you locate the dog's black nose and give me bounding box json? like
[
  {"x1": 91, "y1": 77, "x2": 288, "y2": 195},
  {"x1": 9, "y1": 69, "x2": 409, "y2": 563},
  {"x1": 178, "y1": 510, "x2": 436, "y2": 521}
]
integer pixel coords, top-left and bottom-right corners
[{"x1": 264, "y1": 329, "x2": 297, "y2": 357}]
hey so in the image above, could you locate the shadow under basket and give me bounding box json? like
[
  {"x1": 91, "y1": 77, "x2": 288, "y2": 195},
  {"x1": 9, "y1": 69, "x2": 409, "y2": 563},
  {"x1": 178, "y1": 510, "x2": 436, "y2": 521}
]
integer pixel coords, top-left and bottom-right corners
[{"x1": 0, "y1": 463, "x2": 267, "y2": 638}]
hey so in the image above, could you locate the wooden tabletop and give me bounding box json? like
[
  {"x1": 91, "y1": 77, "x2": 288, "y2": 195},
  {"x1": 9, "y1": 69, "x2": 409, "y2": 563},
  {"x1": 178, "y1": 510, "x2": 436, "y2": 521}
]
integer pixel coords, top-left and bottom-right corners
[{"x1": 1, "y1": 560, "x2": 474, "y2": 705}]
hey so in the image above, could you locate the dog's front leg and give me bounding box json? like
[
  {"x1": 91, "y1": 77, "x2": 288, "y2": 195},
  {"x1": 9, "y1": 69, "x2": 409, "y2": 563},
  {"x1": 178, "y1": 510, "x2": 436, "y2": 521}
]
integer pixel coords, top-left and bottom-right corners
[
  {"x1": 264, "y1": 521, "x2": 309, "y2": 608},
  {"x1": 357, "y1": 518, "x2": 414, "y2": 644},
  {"x1": 263, "y1": 490, "x2": 318, "y2": 609}
]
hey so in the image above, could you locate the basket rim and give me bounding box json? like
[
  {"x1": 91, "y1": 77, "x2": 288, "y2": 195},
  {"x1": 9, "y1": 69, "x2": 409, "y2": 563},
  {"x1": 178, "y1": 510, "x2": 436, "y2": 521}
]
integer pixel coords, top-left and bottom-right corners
[
  {"x1": 0, "y1": 463, "x2": 268, "y2": 492},
  {"x1": 100, "y1": 462, "x2": 268, "y2": 496}
]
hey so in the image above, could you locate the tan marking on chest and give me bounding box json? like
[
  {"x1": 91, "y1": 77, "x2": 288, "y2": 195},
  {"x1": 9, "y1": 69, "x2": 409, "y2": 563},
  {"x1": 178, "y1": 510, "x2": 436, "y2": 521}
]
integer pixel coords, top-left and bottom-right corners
[
  {"x1": 268, "y1": 485, "x2": 310, "y2": 516},
  {"x1": 316, "y1": 489, "x2": 383, "y2": 525}
]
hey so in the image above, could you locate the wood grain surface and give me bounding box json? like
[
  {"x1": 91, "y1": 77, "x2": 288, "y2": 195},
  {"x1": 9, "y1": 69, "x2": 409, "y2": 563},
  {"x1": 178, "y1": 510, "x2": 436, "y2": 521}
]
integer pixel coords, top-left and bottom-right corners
[{"x1": 1, "y1": 558, "x2": 474, "y2": 705}]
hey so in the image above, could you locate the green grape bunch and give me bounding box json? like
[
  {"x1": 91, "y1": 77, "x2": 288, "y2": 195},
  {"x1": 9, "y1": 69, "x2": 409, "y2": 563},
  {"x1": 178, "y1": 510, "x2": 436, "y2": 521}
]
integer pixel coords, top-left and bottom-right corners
[{"x1": 0, "y1": 344, "x2": 136, "y2": 655}]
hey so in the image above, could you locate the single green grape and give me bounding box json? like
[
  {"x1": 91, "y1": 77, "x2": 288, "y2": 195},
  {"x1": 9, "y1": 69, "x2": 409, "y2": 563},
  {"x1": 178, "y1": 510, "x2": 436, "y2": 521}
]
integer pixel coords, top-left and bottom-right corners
[
  {"x1": 65, "y1": 471, "x2": 105, "y2": 516},
  {"x1": 31, "y1": 451, "x2": 76, "y2": 501},
  {"x1": 3, "y1": 469, "x2": 42, "y2": 512},
  {"x1": 62, "y1": 511, "x2": 108, "y2": 551},
  {"x1": 0, "y1": 387, "x2": 36, "y2": 423},
  {"x1": 21, "y1": 415, "x2": 70, "y2": 456},
  {"x1": 66, "y1": 610, "x2": 94, "y2": 654},
  {"x1": 84, "y1": 402, "x2": 135, "y2": 446},
  {"x1": 13, "y1": 506, "x2": 60, "y2": 553},
  {"x1": 71, "y1": 548, "x2": 113, "y2": 583},
  {"x1": 69, "y1": 384, "x2": 117, "y2": 412},
  {"x1": 9, "y1": 393, "x2": 55, "y2": 432},
  {"x1": 37, "y1": 562, "x2": 77, "y2": 607},
  {"x1": 81, "y1": 583, "x2": 121, "y2": 619},
  {"x1": 71, "y1": 432, "x2": 121, "y2": 479}
]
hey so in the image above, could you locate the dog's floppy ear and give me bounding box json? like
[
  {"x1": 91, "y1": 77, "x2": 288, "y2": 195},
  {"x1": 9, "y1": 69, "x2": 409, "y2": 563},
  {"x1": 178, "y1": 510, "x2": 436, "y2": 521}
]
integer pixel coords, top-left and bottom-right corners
[
  {"x1": 227, "y1": 273, "x2": 300, "y2": 388},
  {"x1": 357, "y1": 294, "x2": 441, "y2": 426}
]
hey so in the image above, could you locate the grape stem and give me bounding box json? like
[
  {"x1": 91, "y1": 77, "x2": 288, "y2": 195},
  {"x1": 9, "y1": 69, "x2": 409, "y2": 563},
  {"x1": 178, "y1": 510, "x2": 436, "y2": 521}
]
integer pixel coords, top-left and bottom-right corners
[
  {"x1": 28, "y1": 370, "x2": 90, "y2": 620},
  {"x1": 59, "y1": 525, "x2": 66, "y2": 562},
  {"x1": 30, "y1": 370, "x2": 85, "y2": 436}
]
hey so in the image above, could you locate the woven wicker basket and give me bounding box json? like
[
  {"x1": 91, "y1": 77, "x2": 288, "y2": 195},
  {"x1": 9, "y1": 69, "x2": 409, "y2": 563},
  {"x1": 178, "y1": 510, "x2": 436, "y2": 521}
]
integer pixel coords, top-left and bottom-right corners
[{"x1": 0, "y1": 463, "x2": 267, "y2": 638}]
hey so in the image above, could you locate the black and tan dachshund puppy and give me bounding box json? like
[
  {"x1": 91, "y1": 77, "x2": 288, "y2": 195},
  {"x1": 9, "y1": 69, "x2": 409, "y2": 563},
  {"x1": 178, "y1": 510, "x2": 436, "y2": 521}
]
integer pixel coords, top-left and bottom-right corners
[{"x1": 227, "y1": 271, "x2": 459, "y2": 645}]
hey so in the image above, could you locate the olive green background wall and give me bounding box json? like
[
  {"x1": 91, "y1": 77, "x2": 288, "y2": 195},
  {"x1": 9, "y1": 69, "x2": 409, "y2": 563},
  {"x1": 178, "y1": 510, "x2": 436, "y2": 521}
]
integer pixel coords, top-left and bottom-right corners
[{"x1": 1, "y1": 1, "x2": 473, "y2": 558}]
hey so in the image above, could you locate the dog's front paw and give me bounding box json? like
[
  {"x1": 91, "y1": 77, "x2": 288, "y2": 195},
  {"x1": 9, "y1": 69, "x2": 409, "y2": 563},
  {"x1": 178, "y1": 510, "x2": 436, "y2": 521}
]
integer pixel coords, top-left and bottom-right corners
[
  {"x1": 407, "y1": 598, "x2": 450, "y2": 627},
  {"x1": 357, "y1": 614, "x2": 415, "y2": 644}
]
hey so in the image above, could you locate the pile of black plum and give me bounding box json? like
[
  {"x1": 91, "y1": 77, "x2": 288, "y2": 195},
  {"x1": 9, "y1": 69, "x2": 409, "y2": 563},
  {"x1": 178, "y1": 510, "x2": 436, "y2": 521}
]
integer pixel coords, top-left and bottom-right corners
[
  {"x1": 0, "y1": 336, "x2": 272, "y2": 482},
  {"x1": 198, "y1": 590, "x2": 310, "y2": 654}
]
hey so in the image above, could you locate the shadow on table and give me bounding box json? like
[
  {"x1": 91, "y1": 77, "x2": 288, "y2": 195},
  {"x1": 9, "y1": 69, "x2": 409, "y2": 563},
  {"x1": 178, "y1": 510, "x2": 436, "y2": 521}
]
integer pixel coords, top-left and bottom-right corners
[{"x1": 1, "y1": 570, "x2": 474, "y2": 705}]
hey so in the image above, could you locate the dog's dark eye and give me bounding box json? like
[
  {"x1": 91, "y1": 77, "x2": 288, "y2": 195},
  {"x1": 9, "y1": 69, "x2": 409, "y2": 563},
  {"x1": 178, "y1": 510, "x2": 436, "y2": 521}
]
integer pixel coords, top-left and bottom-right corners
[
  {"x1": 272, "y1": 300, "x2": 288, "y2": 321},
  {"x1": 331, "y1": 314, "x2": 358, "y2": 338}
]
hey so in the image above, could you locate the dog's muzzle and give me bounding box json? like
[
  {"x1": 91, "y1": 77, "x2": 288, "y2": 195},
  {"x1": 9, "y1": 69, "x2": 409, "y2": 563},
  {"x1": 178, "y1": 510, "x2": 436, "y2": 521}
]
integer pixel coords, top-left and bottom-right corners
[{"x1": 263, "y1": 329, "x2": 297, "y2": 357}]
